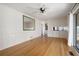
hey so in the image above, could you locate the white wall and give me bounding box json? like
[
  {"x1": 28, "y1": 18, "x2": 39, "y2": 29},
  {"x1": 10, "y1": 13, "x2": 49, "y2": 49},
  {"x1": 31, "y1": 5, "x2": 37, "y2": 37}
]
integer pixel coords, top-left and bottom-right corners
[
  {"x1": 45, "y1": 16, "x2": 68, "y2": 38},
  {"x1": 68, "y1": 13, "x2": 74, "y2": 46},
  {"x1": 0, "y1": 5, "x2": 41, "y2": 50}
]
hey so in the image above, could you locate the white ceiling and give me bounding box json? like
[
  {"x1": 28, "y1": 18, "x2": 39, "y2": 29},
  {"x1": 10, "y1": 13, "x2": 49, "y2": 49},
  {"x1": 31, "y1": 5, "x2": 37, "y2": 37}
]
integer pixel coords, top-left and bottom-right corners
[{"x1": 2, "y1": 3, "x2": 74, "y2": 20}]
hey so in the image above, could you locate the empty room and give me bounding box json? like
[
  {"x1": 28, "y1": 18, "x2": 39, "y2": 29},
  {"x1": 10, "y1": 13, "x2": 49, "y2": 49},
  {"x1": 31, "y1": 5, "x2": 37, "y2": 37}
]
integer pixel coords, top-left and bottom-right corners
[{"x1": 0, "y1": 3, "x2": 79, "y2": 56}]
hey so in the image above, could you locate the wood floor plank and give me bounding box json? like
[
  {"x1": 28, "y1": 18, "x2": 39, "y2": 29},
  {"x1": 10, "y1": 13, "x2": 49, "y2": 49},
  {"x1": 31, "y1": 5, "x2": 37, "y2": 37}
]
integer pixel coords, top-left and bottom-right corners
[{"x1": 0, "y1": 37, "x2": 68, "y2": 56}]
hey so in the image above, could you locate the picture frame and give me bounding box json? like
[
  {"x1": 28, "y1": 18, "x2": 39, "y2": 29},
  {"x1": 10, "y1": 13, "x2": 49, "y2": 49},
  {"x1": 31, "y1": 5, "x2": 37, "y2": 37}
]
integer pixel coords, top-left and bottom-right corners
[{"x1": 23, "y1": 15, "x2": 35, "y2": 31}]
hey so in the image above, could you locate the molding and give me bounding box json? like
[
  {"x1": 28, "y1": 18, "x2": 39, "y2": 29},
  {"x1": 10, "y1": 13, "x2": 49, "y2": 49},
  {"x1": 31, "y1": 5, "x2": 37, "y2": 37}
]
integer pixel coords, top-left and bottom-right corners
[{"x1": 0, "y1": 36, "x2": 41, "y2": 51}]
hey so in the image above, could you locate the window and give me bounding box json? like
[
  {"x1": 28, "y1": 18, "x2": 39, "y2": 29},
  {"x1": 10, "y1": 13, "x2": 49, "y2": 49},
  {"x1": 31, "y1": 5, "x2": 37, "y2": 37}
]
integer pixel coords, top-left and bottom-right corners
[{"x1": 76, "y1": 12, "x2": 79, "y2": 50}]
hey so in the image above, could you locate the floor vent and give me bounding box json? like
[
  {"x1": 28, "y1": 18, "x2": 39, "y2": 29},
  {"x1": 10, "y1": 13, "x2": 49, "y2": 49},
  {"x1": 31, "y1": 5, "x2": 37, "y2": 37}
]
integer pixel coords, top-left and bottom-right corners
[{"x1": 69, "y1": 51, "x2": 74, "y2": 56}]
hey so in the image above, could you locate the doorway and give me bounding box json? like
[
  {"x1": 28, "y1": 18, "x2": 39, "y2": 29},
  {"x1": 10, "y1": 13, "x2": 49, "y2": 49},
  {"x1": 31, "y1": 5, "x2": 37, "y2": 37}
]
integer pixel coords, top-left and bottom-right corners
[
  {"x1": 41, "y1": 22, "x2": 48, "y2": 37},
  {"x1": 44, "y1": 23, "x2": 48, "y2": 37}
]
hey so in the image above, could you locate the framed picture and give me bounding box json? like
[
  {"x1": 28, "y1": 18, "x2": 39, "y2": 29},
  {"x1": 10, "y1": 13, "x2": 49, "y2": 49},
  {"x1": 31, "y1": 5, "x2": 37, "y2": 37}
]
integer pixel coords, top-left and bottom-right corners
[{"x1": 23, "y1": 15, "x2": 35, "y2": 31}]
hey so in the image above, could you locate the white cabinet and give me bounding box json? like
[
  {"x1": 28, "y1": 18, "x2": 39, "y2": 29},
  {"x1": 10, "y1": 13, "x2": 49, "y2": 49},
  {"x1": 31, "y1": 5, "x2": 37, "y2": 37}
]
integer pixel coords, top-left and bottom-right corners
[{"x1": 48, "y1": 31, "x2": 68, "y2": 38}]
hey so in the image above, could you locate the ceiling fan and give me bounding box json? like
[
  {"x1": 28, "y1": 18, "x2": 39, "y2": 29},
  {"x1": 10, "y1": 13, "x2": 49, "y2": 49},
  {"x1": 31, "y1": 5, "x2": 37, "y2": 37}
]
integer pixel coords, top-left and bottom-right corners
[
  {"x1": 26, "y1": 4, "x2": 47, "y2": 14},
  {"x1": 40, "y1": 7, "x2": 45, "y2": 13}
]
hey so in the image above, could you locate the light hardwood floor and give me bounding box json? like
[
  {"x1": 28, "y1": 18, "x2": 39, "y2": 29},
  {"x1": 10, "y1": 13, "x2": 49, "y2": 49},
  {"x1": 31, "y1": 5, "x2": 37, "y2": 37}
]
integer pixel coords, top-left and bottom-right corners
[{"x1": 0, "y1": 37, "x2": 69, "y2": 56}]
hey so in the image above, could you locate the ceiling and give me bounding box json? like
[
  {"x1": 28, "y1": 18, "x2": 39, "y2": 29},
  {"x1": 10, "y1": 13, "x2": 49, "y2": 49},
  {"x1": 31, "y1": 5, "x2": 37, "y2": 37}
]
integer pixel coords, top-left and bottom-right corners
[{"x1": 2, "y1": 3, "x2": 75, "y2": 20}]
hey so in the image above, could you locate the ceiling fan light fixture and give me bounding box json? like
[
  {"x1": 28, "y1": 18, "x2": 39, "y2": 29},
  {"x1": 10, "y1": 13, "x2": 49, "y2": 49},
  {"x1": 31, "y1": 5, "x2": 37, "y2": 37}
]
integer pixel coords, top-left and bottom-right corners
[{"x1": 40, "y1": 7, "x2": 45, "y2": 13}]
